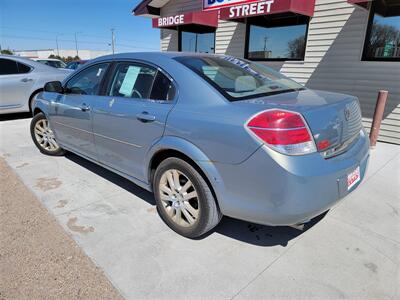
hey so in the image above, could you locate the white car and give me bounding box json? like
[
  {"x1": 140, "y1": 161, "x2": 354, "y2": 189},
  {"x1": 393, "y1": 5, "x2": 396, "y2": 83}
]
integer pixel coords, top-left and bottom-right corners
[
  {"x1": 0, "y1": 55, "x2": 71, "y2": 114},
  {"x1": 33, "y1": 58, "x2": 68, "y2": 70}
]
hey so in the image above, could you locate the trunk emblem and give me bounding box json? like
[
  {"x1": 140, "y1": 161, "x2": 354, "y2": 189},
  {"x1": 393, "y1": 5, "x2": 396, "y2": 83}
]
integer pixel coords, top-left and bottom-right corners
[{"x1": 344, "y1": 107, "x2": 351, "y2": 121}]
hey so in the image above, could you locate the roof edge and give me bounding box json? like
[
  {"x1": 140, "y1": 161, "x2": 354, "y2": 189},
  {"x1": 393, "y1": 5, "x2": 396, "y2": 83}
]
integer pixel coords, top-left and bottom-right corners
[{"x1": 132, "y1": 0, "x2": 161, "y2": 17}]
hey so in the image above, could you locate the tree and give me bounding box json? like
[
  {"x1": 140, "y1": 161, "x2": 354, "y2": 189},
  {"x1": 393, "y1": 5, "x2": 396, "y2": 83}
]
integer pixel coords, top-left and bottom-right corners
[
  {"x1": 287, "y1": 36, "x2": 305, "y2": 59},
  {"x1": 1, "y1": 49, "x2": 13, "y2": 55},
  {"x1": 48, "y1": 54, "x2": 63, "y2": 60},
  {"x1": 366, "y1": 22, "x2": 400, "y2": 58},
  {"x1": 47, "y1": 55, "x2": 81, "y2": 63},
  {"x1": 65, "y1": 56, "x2": 76, "y2": 63}
]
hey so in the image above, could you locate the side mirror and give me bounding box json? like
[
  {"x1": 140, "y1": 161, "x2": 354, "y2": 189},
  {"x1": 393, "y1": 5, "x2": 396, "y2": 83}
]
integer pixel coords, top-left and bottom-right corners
[{"x1": 44, "y1": 81, "x2": 64, "y2": 93}]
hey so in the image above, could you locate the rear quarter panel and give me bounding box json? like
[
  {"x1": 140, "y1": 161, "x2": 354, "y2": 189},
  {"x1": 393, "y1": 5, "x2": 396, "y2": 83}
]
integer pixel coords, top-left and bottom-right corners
[{"x1": 163, "y1": 60, "x2": 262, "y2": 164}]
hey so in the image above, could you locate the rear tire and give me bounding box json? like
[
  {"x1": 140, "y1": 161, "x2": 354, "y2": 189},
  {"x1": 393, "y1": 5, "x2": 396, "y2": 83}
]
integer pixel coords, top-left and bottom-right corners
[
  {"x1": 153, "y1": 157, "x2": 222, "y2": 238},
  {"x1": 30, "y1": 112, "x2": 65, "y2": 156}
]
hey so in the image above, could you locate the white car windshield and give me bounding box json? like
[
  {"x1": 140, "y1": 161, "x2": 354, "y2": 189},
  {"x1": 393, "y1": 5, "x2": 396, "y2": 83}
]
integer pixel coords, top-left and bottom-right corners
[{"x1": 175, "y1": 56, "x2": 304, "y2": 101}]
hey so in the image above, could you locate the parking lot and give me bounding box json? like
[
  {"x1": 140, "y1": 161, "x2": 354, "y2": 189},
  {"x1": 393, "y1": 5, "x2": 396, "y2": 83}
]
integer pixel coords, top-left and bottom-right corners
[{"x1": 1, "y1": 116, "x2": 399, "y2": 299}]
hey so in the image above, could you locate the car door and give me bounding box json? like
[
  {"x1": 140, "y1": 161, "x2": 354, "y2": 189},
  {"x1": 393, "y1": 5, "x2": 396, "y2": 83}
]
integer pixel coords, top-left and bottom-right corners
[
  {"x1": 50, "y1": 62, "x2": 110, "y2": 159},
  {"x1": 0, "y1": 58, "x2": 34, "y2": 109},
  {"x1": 91, "y1": 61, "x2": 176, "y2": 182}
]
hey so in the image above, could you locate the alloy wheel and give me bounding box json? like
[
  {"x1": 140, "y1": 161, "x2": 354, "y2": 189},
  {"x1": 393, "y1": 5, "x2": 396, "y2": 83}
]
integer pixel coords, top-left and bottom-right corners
[
  {"x1": 158, "y1": 169, "x2": 200, "y2": 227},
  {"x1": 33, "y1": 119, "x2": 60, "y2": 152}
]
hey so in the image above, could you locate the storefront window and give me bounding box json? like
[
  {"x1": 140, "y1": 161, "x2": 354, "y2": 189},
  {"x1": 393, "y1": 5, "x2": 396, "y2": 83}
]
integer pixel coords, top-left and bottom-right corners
[
  {"x1": 180, "y1": 31, "x2": 215, "y2": 53},
  {"x1": 247, "y1": 24, "x2": 307, "y2": 61},
  {"x1": 363, "y1": 10, "x2": 400, "y2": 61}
]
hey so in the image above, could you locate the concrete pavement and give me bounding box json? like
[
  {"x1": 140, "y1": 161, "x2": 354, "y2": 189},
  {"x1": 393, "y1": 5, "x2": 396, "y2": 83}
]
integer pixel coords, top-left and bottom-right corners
[{"x1": 1, "y1": 118, "x2": 399, "y2": 299}]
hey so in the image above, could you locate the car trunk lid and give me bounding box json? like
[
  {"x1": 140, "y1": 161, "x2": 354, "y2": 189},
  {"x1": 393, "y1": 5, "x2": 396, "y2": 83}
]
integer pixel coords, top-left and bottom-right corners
[{"x1": 235, "y1": 89, "x2": 363, "y2": 156}]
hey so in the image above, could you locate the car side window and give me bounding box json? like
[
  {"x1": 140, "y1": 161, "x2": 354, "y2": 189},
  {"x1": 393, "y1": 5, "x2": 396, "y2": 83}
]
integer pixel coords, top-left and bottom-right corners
[
  {"x1": 150, "y1": 71, "x2": 175, "y2": 101},
  {"x1": 17, "y1": 62, "x2": 31, "y2": 74},
  {"x1": 108, "y1": 63, "x2": 157, "y2": 99},
  {"x1": 66, "y1": 63, "x2": 109, "y2": 95},
  {"x1": 0, "y1": 58, "x2": 19, "y2": 75},
  {"x1": 67, "y1": 62, "x2": 76, "y2": 69}
]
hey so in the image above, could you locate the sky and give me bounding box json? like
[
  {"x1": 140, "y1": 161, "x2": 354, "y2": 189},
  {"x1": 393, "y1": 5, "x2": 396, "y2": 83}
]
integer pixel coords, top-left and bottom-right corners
[
  {"x1": 375, "y1": 14, "x2": 400, "y2": 29},
  {"x1": 0, "y1": 0, "x2": 160, "y2": 53}
]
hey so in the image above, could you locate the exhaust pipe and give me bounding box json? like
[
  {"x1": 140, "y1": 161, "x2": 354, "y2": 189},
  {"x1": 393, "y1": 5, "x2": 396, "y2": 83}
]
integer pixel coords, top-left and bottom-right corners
[
  {"x1": 289, "y1": 223, "x2": 305, "y2": 230},
  {"x1": 289, "y1": 219, "x2": 311, "y2": 231}
]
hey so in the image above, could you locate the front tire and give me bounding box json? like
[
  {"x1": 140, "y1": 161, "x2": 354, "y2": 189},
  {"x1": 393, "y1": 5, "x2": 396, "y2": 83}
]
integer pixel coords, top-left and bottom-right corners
[
  {"x1": 30, "y1": 112, "x2": 65, "y2": 156},
  {"x1": 153, "y1": 157, "x2": 222, "y2": 238}
]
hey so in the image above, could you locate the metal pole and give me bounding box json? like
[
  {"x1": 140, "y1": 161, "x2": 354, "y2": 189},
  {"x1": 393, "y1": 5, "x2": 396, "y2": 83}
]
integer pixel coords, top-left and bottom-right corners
[
  {"x1": 75, "y1": 32, "x2": 79, "y2": 57},
  {"x1": 56, "y1": 36, "x2": 59, "y2": 56},
  {"x1": 369, "y1": 90, "x2": 389, "y2": 148},
  {"x1": 111, "y1": 29, "x2": 115, "y2": 54}
]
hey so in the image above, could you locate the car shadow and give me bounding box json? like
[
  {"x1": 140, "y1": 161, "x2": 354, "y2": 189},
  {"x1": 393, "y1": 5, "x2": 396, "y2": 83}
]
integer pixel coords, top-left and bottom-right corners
[
  {"x1": 65, "y1": 152, "x2": 327, "y2": 246},
  {"x1": 0, "y1": 112, "x2": 32, "y2": 122},
  {"x1": 211, "y1": 213, "x2": 327, "y2": 247},
  {"x1": 65, "y1": 152, "x2": 155, "y2": 206}
]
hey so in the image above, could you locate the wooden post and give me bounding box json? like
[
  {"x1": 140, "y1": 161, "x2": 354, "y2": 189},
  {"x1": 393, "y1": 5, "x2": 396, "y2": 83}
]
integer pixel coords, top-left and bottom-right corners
[{"x1": 369, "y1": 90, "x2": 388, "y2": 148}]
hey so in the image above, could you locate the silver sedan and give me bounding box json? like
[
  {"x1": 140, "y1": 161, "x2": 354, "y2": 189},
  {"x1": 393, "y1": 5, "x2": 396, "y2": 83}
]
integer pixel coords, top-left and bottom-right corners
[{"x1": 0, "y1": 55, "x2": 71, "y2": 114}]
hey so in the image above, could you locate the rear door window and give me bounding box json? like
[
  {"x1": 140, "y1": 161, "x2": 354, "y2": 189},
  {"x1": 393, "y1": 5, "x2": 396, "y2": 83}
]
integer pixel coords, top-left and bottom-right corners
[
  {"x1": 0, "y1": 58, "x2": 19, "y2": 75},
  {"x1": 17, "y1": 62, "x2": 31, "y2": 74},
  {"x1": 108, "y1": 63, "x2": 157, "y2": 99},
  {"x1": 150, "y1": 71, "x2": 175, "y2": 101}
]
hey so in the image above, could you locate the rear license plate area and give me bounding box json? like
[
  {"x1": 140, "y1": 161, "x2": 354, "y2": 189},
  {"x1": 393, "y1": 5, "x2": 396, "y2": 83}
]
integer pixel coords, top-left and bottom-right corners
[{"x1": 347, "y1": 166, "x2": 360, "y2": 191}]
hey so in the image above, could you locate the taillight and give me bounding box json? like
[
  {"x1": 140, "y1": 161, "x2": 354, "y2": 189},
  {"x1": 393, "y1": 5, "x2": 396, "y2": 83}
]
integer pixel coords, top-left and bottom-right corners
[{"x1": 246, "y1": 109, "x2": 316, "y2": 155}]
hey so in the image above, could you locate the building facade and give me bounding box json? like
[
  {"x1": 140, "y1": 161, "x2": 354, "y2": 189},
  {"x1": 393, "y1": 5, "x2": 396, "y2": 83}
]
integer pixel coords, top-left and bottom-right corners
[
  {"x1": 14, "y1": 49, "x2": 110, "y2": 60},
  {"x1": 134, "y1": 0, "x2": 400, "y2": 144}
]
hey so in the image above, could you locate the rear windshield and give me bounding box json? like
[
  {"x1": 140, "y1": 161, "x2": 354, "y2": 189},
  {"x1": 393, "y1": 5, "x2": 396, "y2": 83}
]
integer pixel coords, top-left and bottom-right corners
[
  {"x1": 38, "y1": 60, "x2": 67, "y2": 69},
  {"x1": 174, "y1": 56, "x2": 304, "y2": 101}
]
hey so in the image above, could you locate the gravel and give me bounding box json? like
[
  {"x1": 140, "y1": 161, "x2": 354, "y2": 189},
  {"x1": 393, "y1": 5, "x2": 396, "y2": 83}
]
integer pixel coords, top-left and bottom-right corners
[{"x1": 0, "y1": 158, "x2": 122, "y2": 300}]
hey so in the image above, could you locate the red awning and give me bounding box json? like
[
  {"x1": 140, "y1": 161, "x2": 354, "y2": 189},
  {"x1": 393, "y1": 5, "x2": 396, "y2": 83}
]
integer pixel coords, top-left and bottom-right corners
[
  {"x1": 152, "y1": 10, "x2": 219, "y2": 29},
  {"x1": 220, "y1": 0, "x2": 316, "y2": 20}
]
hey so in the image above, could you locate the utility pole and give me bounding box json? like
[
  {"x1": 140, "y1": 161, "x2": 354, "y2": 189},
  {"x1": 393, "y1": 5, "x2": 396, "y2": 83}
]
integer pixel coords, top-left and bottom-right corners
[
  {"x1": 263, "y1": 36, "x2": 269, "y2": 58},
  {"x1": 56, "y1": 34, "x2": 63, "y2": 57},
  {"x1": 263, "y1": 36, "x2": 268, "y2": 52},
  {"x1": 111, "y1": 29, "x2": 116, "y2": 55},
  {"x1": 56, "y1": 36, "x2": 59, "y2": 56},
  {"x1": 74, "y1": 32, "x2": 79, "y2": 57}
]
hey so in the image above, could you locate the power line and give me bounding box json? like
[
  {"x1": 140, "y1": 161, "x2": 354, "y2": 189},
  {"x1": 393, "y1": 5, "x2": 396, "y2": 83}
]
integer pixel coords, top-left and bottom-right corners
[
  {"x1": 1, "y1": 34, "x2": 158, "y2": 50},
  {"x1": 1, "y1": 34, "x2": 108, "y2": 45},
  {"x1": 1, "y1": 26, "x2": 153, "y2": 47},
  {"x1": 1, "y1": 26, "x2": 62, "y2": 35}
]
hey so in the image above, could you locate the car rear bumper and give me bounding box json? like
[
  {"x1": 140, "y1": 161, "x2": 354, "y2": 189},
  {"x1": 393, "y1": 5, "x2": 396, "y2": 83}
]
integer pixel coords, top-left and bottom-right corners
[{"x1": 212, "y1": 130, "x2": 370, "y2": 226}]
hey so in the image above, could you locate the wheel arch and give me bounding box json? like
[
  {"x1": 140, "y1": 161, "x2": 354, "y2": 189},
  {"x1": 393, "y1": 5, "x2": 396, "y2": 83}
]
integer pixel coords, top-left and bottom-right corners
[
  {"x1": 147, "y1": 137, "x2": 225, "y2": 209},
  {"x1": 33, "y1": 107, "x2": 44, "y2": 116},
  {"x1": 29, "y1": 88, "x2": 44, "y2": 114}
]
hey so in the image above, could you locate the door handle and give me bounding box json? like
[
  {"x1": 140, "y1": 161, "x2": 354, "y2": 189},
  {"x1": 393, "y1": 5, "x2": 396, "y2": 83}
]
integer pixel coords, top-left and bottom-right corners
[
  {"x1": 21, "y1": 78, "x2": 33, "y2": 83},
  {"x1": 136, "y1": 111, "x2": 156, "y2": 123},
  {"x1": 79, "y1": 103, "x2": 91, "y2": 112}
]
